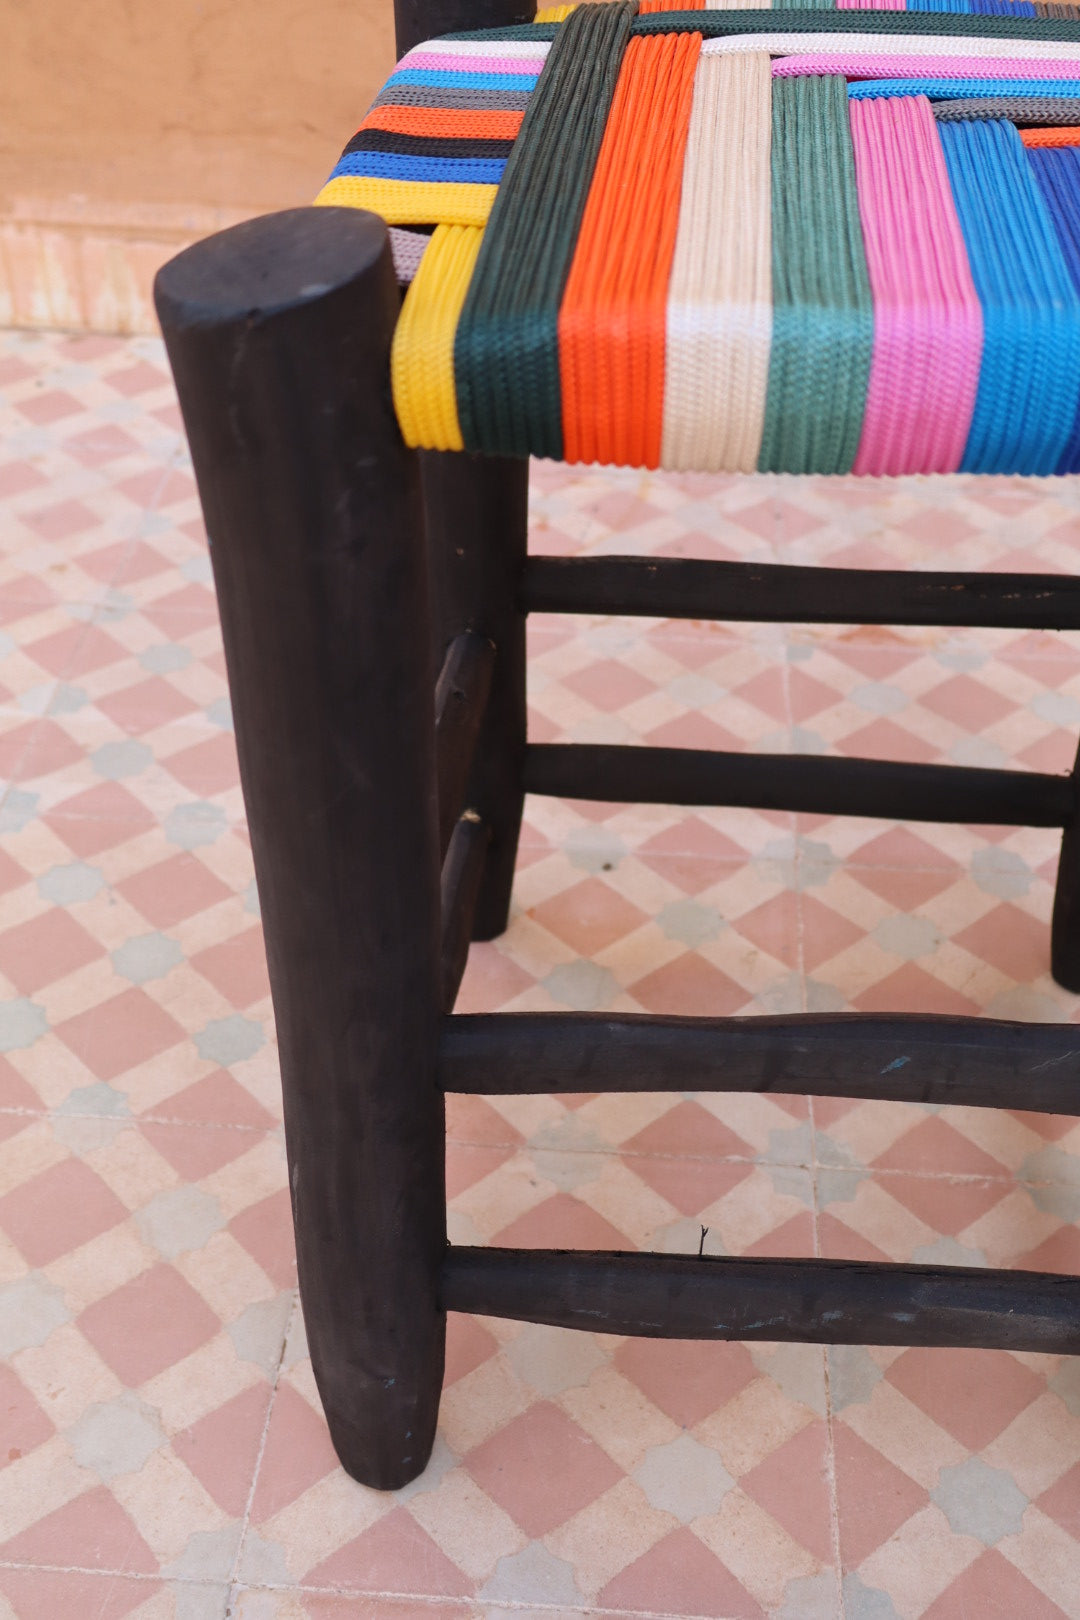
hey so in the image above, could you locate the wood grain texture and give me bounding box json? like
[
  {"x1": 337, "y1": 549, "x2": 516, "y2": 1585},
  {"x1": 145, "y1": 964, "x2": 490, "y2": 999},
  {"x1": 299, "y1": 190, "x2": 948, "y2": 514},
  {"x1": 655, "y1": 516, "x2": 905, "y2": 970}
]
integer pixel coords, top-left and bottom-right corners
[
  {"x1": 423, "y1": 450, "x2": 528, "y2": 939},
  {"x1": 443, "y1": 1247, "x2": 1080, "y2": 1353},
  {"x1": 156, "y1": 206, "x2": 445, "y2": 1490},
  {"x1": 441, "y1": 813, "x2": 491, "y2": 1011},
  {"x1": 436, "y1": 631, "x2": 495, "y2": 857},
  {"x1": 525, "y1": 743, "x2": 1073, "y2": 826},
  {"x1": 523, "y1": 555, "x2": 1080, "y2": 629},
  {"x1": 440, "y1": 1010, "x2": 1080, "y2": 1115}
]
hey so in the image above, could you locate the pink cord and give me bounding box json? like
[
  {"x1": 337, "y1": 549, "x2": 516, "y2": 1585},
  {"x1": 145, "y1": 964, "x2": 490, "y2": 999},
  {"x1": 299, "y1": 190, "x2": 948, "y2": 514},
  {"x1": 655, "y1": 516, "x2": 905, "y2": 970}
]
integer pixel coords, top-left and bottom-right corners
[
  {"x1": 837, "y1": 0, "x2": 905, "y2": 9},
  {"x1": 773, "y1": 53, "x2": 1080, "y2": 81},
  {"x1": 848, "y1": 95, "x2": 982, "y2": 476},
  {"x1": 402, "y1": 52, "x2": 544, "y2": 75}
]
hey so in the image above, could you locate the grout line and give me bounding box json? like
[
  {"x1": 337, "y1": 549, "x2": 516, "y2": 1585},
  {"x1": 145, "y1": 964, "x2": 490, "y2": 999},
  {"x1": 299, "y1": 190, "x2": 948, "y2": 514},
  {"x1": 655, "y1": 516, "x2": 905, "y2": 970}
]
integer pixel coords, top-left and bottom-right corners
[
  {"x1": 95, "y1": 442, "x2": 191, "y2": 610},
  {"x1": 820, "y1": 1337, "x2": 846, "y2": 1620},
  {"x1": 447, "y1": 1133, "x2": 1080, "y2": 1188},
  {"x1": 7, "y1": 1103, "x2": 1077, "y2": 1186},
  {"x1": 0, "y1": 1560, "x2": 224, "y2": 1586},
  {"x1": 226, "y1": 1289, "x2": 301, "y2": 1610},
  {"x1": 0, "y1": 1553, "x2": 763, "y2": 1620}
]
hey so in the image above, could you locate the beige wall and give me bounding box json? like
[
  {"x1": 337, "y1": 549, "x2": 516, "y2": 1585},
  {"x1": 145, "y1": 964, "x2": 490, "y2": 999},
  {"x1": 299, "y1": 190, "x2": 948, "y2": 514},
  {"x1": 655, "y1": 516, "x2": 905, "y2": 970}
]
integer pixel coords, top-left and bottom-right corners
[{"x1": 1, "y1": 0, "x2": 396, "y2": 332}]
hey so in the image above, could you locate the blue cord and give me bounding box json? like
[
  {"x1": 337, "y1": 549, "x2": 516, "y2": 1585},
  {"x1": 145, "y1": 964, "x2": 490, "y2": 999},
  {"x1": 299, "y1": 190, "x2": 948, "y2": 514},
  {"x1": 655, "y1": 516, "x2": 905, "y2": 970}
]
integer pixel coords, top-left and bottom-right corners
[
  {"x1": 1027, "y1": 145, "x2": 1080, "y2": 474},
  {"x1": 850, "y1": 79, "x2": 1080, "y2": 101},
  {"x1": 331, "y1": 152, "x2": 507, "y2": 184},
  {"x1": 387, "y1": 69, "x2": 541, "y2": 92},
  {"x1": 939, "y1": 119, "x2": 1080, "y2": 474}
]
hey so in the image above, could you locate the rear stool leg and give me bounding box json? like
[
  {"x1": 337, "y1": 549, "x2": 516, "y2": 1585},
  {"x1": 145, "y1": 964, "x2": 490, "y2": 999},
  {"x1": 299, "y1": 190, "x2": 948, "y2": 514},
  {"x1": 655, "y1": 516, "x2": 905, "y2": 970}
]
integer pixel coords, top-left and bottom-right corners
[
  {"x1": 423, "y1": 451, "x2": 528, "y2": 941},
  {"x1": 156, "y1": 207, "x2": 445, "y2": 1488},
  {"x1": 395, "y1": 0, "x2": 536, "y2": 58},
  {"x1": 398, "y1": 0, "x2": 531, "y2": 947},
  {"x1": 1052, "y1": 739, "x2": 1080, "y2": 992}
]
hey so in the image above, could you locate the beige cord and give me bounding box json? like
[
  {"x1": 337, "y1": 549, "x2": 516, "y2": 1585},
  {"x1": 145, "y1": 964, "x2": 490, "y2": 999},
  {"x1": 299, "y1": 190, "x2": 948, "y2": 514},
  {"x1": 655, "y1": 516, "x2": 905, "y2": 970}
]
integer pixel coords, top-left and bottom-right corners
[{"x1": 661, "y1": 51, "x2": 772, "y2": 472}]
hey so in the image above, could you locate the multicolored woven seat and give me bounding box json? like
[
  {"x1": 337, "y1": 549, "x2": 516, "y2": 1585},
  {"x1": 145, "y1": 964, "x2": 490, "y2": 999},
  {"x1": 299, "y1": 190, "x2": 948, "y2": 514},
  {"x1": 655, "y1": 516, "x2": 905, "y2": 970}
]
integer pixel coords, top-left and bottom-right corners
[{"x1": 317, "y1": 4, "x2": 1080, "y2": 475}]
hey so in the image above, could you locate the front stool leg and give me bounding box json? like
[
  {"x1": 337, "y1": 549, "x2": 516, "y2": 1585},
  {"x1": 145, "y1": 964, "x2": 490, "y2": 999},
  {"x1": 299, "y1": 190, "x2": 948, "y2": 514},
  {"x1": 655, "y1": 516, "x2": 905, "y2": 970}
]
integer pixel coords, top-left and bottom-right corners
[{"x1": 156, "y1": 207, "x2": 446, "y2": 1489}]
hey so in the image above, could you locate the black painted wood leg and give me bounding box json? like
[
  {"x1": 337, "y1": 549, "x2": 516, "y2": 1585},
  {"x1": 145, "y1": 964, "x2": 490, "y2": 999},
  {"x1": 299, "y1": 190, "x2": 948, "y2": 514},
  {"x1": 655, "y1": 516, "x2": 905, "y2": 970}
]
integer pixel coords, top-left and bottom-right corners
[
  {"x1": 1052, "y1": 743, "x2": 1080, "y2": 992},
  {"x1": 394, "y1": 0, "x2": 536, "y2": 59},
  {"x1": 422, "y1": 451, "x2": 528, "y2": 941},
  {"x1": 156, "y1": 207, "x2": 446, "y2": 1489}
]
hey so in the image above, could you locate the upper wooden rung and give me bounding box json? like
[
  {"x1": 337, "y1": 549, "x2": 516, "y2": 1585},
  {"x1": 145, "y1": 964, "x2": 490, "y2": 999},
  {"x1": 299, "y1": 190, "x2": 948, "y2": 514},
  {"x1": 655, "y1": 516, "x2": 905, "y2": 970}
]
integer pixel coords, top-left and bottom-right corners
[
  {"x1": 522, "y1": 556, "x2": 1080, "y2": 630},
  {"x1": 439, "y1": 1010, "x2": 1080, "y2": 1117}
]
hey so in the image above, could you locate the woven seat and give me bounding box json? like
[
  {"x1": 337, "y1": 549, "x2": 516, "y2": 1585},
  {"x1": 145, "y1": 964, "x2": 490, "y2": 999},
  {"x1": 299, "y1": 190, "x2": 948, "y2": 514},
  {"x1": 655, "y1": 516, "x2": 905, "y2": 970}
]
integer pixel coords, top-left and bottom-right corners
[{"x1": 319, "y1": 4, "x2": 1080, "y2": 475}]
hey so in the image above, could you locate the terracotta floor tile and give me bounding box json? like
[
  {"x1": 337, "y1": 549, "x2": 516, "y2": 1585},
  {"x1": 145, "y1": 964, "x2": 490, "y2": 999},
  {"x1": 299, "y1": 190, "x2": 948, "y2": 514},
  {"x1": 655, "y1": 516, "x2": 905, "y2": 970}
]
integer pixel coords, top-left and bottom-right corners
[
  {"x1": 0, "y1": 1156, "x2": 129, "y2": 1267},
  {"x1": 598, "y1": 1526, "x2": 766, "y2": 1618},
  {"x1": 444, "y1": 1314, "x2": 499, "y2": 1388},
  {"x1": 921, "y1": 1547, "x2": 1067, "y2": 1620},
  {"x1": 494, "y1": 1190, "x2": 629, "y2": 1251},
  {"x1": 144, "y1": 1068, "x2": 274, "y2": 1130},
  {"x1": 624, "y1": 1098, "x2": 754, "y2": 1161},
  {"x1": 0, "y1": 1568, "x2": 163, "y2": 1620},
  {"x1": 885, "y1": 1348, "x2": 1046, "y2": 1453},
  {"x1": 1, "y1": 1484, "x2": 158, "y2": 1573},
  {"x1": 171, "y1": 1380, "x2": 272, "y2": 1517},
  {"x1": 629, "y1": 951, "x2": 752, "y2": 1016},
  {"x1": 55, "y1": 986, "x2": 186, "y2": 1081},
  {"x1": 249, "y1": 1382, "x2": 346, "y2": 1526},
  {"x1": 465, "y1": 1401, "x2": 622, "y2": 1538},
  {"x1": 116, "y1": 852, "x2": 233, "y2": 928},
  {"x1": 630, "y1": 1154, "x2": 754, "y2": 1217},
  {"x1": 1035, "y1": 1459, "x2": 1080, "y2": 1540},
  {"x1": 0, "y1": 1362, "x2": 54, "y2": 1458},
  {"x1": 229, "y1": 1187, "x2": 297, "y2": 1289},
  {"x1": 0, "y1": 906, "x2": 105, "y2": 993},
  {"x1": 834, "y1": 1420, "x2": 929, "y2": 1568},
  {"x1": 77, "y1": 1262, "x2": 221, "y2": 1385},
  {"x1": 140, "y1": 1119, "x2": 268, "y2": 1181},
  {"x1": 304, "y1": 1506, "x2": 473, "y2": 1597},
  {"x1": 190, "y1": 925, "x2": 271, "y2": 1008},
  {"x1": 739, "y1": 1420, "x2": 834, "y2": 1564},
  {"x1": 613, "y1": 1339, "x2": 758, "y2": 1431},
  {"x1": 530, "y1": 876, "x2": 649, "y2": 956}
]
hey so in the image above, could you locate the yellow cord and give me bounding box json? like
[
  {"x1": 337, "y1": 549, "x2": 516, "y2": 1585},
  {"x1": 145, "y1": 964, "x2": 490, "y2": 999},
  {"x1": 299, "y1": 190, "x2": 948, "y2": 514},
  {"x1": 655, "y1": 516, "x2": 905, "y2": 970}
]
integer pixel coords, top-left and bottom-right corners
[
  {"x1": 391, "y1": 224, "x2": 484, "y2": 450},
  {"x1": 315, "y1": 175, "x2": 497, "y2": 227},
  {"x1": 535, "y1": 5, "x2": 577, "y2": 19}
]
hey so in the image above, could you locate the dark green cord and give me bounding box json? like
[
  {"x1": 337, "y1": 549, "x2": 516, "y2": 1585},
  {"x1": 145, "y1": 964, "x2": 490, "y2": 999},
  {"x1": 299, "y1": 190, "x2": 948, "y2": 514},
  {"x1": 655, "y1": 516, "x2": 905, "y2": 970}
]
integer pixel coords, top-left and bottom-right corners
[
  {"x1": 758, "y1": 75, "x2": 873, "y2": 475},
  {"x1": 454, "y1": 1, "x2": 634, "y2": 457}
]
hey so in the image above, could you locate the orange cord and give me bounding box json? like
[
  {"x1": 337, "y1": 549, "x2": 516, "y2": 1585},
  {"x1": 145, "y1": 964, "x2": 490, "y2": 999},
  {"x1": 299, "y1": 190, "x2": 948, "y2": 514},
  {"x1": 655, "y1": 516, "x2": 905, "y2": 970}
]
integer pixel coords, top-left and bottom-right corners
[
  {"x1": 638, "y1": 0, "x2": 704, "y2": 10},
  {"x1": 559, "y1": 31, "x2": 701, "y2": 467},
  {"x1": 1020, "y1": 126, "x2": 1080, "y2": 148},
  {"x1": 359, "y1": 105, "x2": 525, "y2": 141}
]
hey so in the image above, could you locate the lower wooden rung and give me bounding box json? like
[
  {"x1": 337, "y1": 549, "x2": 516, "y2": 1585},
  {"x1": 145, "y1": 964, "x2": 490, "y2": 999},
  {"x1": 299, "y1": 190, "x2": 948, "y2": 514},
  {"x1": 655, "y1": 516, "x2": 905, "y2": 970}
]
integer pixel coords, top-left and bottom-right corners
[
  {"x1": 524, "y1": 744, "x2": 1072, "y2": 827},
  {"x1": 441, "y1": 1247, "x2": 1080, "y2": 1355}
]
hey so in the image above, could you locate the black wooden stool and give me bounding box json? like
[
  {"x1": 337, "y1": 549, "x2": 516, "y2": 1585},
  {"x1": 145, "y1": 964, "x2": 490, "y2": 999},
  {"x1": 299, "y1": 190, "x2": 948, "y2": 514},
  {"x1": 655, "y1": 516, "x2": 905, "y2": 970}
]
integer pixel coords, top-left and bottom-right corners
[{"x1": 155, "y1": 0, "x2": 1080, "y2": 1494}]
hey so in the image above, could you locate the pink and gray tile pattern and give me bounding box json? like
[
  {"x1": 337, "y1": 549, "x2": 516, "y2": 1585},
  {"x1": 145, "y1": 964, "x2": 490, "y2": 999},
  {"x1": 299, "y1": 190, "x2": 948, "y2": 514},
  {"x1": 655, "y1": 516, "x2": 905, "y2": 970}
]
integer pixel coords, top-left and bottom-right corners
[{"x1": 0, "y1": 328, "x2": 1078, "y2": 1618}]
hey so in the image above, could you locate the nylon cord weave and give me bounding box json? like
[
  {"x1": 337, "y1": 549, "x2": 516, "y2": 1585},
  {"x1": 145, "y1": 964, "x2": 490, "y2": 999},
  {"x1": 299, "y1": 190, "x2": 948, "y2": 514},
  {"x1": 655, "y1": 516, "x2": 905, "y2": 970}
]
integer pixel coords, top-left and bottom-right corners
[
  {"x1": 938, "y1": 116, "x2": 1080, "y2": 471},
  {"x1": 559, "y1": 29, "x2": 702, "y2": 467},
  {"x1": 660, "y1": 51, "x2": 773, "y2": 470},
  {"x1": 453, "y1": 1, "x2": 635, "y2": 457},
  {"x1": 758, "y1": 73, "x2": 873, "y2": 473}
]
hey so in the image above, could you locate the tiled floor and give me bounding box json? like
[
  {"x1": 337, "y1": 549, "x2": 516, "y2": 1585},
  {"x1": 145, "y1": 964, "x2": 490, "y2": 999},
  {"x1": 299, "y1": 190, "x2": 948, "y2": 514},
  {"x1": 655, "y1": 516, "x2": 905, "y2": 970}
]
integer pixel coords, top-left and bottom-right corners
[{"x1": 0, "y1": 326, "x2": 1079, "y2": 1620}]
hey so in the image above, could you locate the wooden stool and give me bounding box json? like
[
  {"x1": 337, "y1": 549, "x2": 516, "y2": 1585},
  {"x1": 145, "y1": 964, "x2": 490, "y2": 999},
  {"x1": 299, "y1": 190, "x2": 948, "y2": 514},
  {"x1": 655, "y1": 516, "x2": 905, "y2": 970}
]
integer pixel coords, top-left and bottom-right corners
[{"x1": 154, "y1": 0, "x2": 1080, "y2": 1494}]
